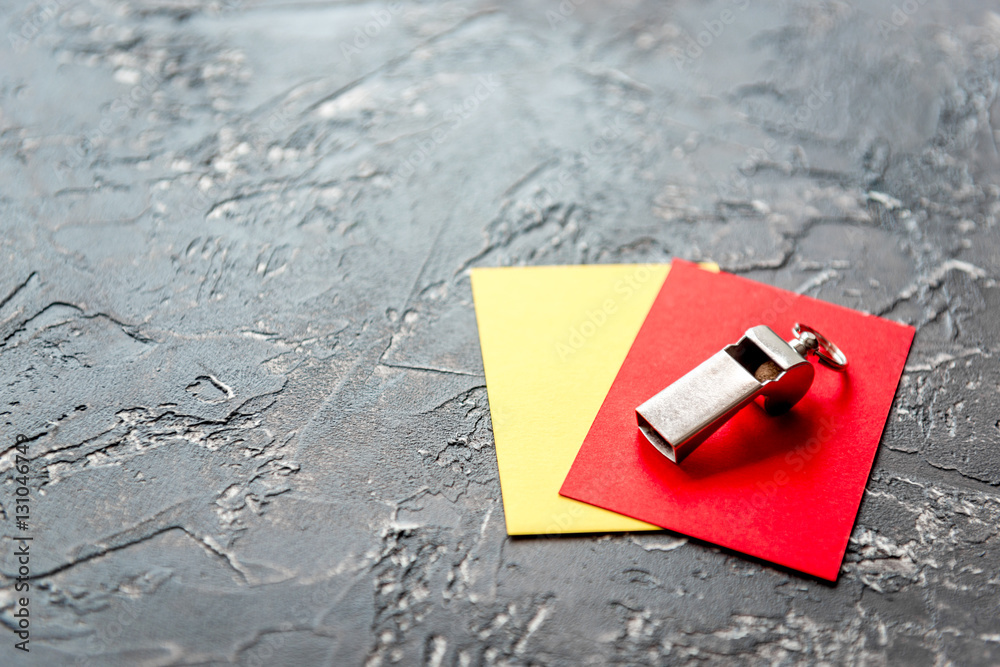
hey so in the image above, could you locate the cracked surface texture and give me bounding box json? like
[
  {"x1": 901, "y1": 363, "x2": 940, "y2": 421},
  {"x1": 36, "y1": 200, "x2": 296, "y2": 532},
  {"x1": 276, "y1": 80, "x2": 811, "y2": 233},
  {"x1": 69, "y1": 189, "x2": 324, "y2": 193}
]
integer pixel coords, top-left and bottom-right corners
[{"x1": 1, "y1": 0, "x2": 999, "y2": 664}]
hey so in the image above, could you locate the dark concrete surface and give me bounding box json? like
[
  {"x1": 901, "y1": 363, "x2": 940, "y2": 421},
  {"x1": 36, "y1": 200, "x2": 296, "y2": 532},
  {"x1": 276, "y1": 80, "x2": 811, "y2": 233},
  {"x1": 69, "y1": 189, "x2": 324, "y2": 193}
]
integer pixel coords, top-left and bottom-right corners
[{"x1": 1, "y1": 0, "x2": 999, "y2": 664}]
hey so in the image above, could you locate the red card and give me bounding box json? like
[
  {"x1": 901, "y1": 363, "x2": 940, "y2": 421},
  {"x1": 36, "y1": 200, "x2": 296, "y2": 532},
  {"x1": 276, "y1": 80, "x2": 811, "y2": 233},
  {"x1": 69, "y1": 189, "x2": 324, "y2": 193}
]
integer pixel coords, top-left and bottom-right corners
[{"x1": 559, "y1": 260, "x2": 914, "y2": 580}]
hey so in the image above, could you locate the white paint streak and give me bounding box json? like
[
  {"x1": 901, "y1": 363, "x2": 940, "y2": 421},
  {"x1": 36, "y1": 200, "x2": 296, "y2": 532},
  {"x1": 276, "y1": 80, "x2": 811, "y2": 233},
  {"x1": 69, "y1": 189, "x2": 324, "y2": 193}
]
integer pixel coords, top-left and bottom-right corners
[
  {"x1": 427, "y1": 635, "x2": 447, "y2": 667},
  {"x1": 514, "y1": 604, "x2": 551, "y2": 654},
  {"x1": 630, "y1": 536, "x2": 688, "y2": 552}
]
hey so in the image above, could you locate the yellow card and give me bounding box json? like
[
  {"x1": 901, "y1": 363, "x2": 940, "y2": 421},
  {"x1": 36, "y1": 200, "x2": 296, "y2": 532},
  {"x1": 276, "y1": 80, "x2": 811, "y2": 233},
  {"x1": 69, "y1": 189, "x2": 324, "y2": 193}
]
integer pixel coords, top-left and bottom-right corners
[{"x1": 471, "y1": 264, "x2": 674, "y2": 535}]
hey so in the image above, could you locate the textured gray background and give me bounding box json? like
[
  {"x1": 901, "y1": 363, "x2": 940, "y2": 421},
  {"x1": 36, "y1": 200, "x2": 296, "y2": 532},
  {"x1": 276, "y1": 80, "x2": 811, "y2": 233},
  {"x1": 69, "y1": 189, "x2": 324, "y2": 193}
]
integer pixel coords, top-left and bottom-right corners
[{"x1": 1, "y1": 0, "x2": 999, "y2": 664}]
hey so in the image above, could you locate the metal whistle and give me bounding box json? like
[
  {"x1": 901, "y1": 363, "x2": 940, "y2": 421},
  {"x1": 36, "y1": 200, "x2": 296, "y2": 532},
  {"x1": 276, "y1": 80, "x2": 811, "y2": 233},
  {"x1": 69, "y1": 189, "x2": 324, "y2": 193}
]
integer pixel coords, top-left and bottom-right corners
[{"x1": 636, "y1": 323, "x2": 847, "y2": 464}]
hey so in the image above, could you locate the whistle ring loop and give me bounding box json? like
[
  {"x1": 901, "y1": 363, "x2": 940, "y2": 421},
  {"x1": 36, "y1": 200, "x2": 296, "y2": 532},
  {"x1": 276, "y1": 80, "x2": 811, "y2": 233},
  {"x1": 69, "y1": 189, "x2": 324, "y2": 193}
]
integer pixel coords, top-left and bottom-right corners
[{"x1": 792, "y1": 323, "x2": 848, "y2": 370}]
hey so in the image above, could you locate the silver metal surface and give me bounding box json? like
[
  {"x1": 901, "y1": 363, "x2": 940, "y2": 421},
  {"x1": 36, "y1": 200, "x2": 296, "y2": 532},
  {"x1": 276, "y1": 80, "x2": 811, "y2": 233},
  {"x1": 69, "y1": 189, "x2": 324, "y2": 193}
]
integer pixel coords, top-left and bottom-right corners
[
  {"x1": 635, "y1": 324, "x2": 846, "y2": 464},
  {"x1": 792, "y1": 322, "x2": 848, "y2": 369},
  {"x1": 637, "y1": 351, "x2": 761, "y2": 463}
]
